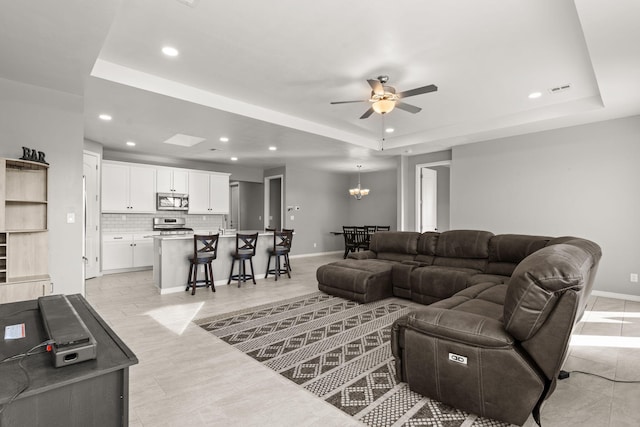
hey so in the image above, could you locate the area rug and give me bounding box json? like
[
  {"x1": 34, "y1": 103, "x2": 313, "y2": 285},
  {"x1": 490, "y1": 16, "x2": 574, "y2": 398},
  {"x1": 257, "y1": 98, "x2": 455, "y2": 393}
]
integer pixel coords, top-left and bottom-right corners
[{"x1": 194, "y1": 291, "x2": 508, "y2": 427}]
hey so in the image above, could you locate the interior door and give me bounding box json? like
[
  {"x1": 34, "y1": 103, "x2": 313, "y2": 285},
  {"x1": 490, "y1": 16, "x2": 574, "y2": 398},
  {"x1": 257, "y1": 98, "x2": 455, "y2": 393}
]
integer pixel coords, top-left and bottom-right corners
[
  {"x1": 420, "y1": 167, "x2": 438, "y2": 232},
  {"x1": 83, "y1": 152, "x2": 99, "y2": 279}
]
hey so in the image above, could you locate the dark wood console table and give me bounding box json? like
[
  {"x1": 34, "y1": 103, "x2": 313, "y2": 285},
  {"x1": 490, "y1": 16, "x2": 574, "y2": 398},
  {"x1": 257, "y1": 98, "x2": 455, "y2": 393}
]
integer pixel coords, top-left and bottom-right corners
[{"x1": 0, "y1": 294, "x2": 137, "y2": 426}]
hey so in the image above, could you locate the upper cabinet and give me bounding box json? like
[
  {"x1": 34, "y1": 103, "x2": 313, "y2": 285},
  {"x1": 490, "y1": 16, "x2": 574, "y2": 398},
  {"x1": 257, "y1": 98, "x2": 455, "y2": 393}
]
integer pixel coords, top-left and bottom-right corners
[
  {"x1": 102, "y1": 161, "x2": 156, "y2": 213},
  {"x1": 188, "y1": 172, "x2": 230, "y2": 214},
  {"x1": 156, "y1": 168, "x2": 188, "y2": 194}
]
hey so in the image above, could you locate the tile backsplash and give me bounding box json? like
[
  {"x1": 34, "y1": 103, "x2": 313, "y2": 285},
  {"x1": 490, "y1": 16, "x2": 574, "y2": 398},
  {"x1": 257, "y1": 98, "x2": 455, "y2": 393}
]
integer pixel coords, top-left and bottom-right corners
[{"x1": 102, "y1": 213, "x2": 225, "y2": 233}]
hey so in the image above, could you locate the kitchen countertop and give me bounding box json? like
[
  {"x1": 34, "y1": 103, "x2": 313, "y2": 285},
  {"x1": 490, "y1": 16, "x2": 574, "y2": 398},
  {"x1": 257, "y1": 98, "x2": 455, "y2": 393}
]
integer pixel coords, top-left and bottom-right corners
[{"x1": 152, "y1": 230, "x2": 271, "y2": 240}]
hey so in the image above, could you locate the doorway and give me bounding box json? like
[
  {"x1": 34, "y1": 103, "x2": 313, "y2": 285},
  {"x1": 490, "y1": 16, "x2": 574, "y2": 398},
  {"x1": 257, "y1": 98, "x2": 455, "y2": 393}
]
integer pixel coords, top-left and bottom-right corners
[
  {"x1": 415, "y1": 161, "x2": 450, "y2": 232},
  {"x1": 83, "y1": 151, "x2": 100, "y2": 279},
  {"x1": 229, "y1": 182, "x2": 239, "y2": 229},
  {"x1": 264, "y1": 175, "x2": 283, "y2": 230}
]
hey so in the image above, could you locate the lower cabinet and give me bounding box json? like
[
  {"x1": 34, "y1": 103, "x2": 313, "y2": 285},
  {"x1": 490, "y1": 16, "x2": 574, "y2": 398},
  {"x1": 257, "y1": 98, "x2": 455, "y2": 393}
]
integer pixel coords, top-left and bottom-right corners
[
  {"x1": 102, "y1": 233, "x2": 156, "y2": 272},
  {"x1": 0, "y1": 279, "x2": 50, "y2": 303}
]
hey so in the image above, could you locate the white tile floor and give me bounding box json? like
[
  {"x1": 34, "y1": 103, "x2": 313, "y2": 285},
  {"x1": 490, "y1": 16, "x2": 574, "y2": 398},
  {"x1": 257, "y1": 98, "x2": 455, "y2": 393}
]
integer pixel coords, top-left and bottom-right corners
[{"x1": 85, "y1": 254, "x2": 640, "y2": 427}]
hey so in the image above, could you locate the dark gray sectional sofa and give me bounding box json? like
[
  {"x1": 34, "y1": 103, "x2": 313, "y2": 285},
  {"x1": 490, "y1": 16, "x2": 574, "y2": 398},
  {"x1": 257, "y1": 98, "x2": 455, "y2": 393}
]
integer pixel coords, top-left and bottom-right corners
[{"x1": 316, "y1": 229, "x2": 602, "y2": 426}]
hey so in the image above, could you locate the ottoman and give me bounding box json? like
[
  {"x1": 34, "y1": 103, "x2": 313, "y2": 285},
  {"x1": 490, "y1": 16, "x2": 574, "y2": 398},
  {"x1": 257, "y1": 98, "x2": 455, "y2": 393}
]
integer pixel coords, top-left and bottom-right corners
[{"x1": 316, "y1": 259, "x2": 394, "y2": 303}]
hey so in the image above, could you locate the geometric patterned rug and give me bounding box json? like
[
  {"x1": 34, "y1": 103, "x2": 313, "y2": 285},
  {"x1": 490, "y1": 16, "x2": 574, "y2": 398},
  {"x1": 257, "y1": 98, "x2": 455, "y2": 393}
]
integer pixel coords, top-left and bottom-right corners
[{"x1": 194, "y1": 292, "x2": 509, "y2": 427}]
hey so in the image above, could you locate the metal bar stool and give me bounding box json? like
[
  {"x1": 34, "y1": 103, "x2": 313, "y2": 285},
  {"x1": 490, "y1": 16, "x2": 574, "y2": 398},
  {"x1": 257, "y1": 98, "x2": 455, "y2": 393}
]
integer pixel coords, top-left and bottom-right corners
[
  {"x1": 186, "y1": 234, "x2": 219, "y2": 295},
  {"x1": 227, "y1": 232, "x2": 259, "y2": 288},
  {"x1": 265, "y1": 230, "x2": 292, "y2": 280}
]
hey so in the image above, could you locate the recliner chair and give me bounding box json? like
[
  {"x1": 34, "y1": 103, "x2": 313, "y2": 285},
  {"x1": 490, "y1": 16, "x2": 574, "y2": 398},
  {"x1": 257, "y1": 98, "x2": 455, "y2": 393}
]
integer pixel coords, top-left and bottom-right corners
[{"x1": 391, "y1": 238, "x2": 602, "y2": 425}]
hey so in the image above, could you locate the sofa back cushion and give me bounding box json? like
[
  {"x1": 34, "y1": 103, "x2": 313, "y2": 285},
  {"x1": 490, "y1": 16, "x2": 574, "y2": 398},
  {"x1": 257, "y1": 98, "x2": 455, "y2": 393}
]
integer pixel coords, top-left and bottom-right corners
[
  {"x1": 370, "y1": 231, "x2": 420, "y2": 262},
  {"x1": 432, "y1": 230, "x2": 493, "y2": 270},
  {"x1": 484, "y1": 234, "x2": 550, "y2": 276},
  {"x1": 414, "y1": 232, "x2": 439, "y2": 264}
]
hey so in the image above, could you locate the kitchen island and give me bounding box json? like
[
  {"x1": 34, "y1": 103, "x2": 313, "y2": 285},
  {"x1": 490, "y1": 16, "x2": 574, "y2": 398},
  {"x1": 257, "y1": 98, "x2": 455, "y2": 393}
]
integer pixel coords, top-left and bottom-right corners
[{"x1": 152, "y1": 230, "x2": 274, "y2": 294}]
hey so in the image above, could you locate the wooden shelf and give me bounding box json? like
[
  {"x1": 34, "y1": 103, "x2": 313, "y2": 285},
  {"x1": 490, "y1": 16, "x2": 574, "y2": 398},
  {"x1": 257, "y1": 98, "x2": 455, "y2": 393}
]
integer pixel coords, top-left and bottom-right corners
[{"x1": 0, "y1": 159, "x2": 50, "y2": 302}]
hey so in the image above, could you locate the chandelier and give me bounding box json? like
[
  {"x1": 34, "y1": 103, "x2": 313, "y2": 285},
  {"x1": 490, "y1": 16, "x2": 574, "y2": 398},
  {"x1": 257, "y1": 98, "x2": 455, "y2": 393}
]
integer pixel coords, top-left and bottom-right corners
[{"x1": 349, "y1": 165, "x2": 370, "y2": 200}]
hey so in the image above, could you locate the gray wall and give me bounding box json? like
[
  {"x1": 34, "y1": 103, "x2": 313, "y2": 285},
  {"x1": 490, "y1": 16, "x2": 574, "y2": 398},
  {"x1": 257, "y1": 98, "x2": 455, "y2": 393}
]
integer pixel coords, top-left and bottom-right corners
[
  {"x1": 284, "y1": 167, "x2": 349, "y2": 255},
  {"x1": 269, "y1": 178, "x2": 282, "y2": 229},
  {"x1": 238, "y1": 181, "x2": 264, "y2": 230},
  {"x1": 450, "y1": 115, "x2": 640, "y2": 297},
  {"x1": 347, "y1": 169, "x2": 397, "y2": 229},
  {"x1": 1, "y1": 77, "x2": 85, "y2": 296},
  {"x1": 402, "y1": 150, "x2": 452, "y2": 231}
]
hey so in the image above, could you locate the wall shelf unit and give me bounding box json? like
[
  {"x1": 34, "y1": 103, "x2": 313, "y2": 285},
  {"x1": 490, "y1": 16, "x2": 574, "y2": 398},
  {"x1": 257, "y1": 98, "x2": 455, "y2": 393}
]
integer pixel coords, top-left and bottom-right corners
[{"x1": 0, "y1": 158, "x2": 51, "y2": 303}]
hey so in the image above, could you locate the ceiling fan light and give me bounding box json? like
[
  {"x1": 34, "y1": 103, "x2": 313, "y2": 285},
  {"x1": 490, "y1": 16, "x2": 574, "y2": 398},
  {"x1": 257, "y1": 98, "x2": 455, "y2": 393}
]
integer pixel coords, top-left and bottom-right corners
[
  {"x1": 372, "y1": 99, "x2": 395, "y2": 114},
  {"x1": 359, "y1": 188, "x2": 370, "y2": 196}
]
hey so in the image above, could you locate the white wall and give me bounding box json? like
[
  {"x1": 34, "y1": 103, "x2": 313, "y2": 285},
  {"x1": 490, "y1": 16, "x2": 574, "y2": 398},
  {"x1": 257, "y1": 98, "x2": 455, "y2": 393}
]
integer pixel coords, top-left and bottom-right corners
[
  {"x1": 0, "y1": 77, "x2": 85, "y2": 296},
  {"x1": 451, "y1": 115, "x2": 640, "y2": 296}
]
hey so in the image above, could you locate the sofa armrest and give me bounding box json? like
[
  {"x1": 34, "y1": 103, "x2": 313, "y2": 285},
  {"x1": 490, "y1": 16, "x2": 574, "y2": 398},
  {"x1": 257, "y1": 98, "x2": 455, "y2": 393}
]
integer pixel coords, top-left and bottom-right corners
[
  {"x1": 348, "y1": 250, "x2": 377, "y2": 260},
  {"x1": 404, "y1": 308, "x2": 514, "y2": 348}
]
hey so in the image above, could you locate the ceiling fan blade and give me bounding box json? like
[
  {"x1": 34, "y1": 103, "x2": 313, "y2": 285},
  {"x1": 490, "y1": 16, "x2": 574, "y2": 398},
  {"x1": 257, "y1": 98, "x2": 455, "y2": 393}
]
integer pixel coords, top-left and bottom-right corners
[
  {"x1": 367, "y1": 79, "x2": 384, "y2": 95},
  {"x1": 395, "y1": 102, "x2": 422, "y2": 114},
  {"x1": 359, "y1": 107, "x2": 374, "y2": 119},
  {"x1": 398, "y1": 84, "x2": 438, "y2": 98},
  {"x1": 330, "y1": 100, "x2": 368, "y2": 105}
]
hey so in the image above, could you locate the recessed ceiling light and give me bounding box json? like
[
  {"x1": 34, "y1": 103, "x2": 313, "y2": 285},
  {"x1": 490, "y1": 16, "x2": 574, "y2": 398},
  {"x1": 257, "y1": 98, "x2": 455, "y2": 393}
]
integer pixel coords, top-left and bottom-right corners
[
  {"x1": 126, "y1": 141, "x2": 136, "y2": 147},
  {"x1": 219, "y1": 137, "x2": 229, "y2": 142},
  {"x1": 268, "y1": 146, "x2": 277, "y2": 151},
  {"x1": 385, "y1": 128, "x2": 394, "y2": 133},
  {"x1": 230, "y1": 157, "x2": 238, "y2": 161},
  {"x1": 162, "y1": 46, "x2": 179, "y2": 57},
  {"x1": 528, "y1": 92, "x2": 542, "y2": 99},
  {"x1": 99, "y1": 114, "x2": 112, "y2": 121}
]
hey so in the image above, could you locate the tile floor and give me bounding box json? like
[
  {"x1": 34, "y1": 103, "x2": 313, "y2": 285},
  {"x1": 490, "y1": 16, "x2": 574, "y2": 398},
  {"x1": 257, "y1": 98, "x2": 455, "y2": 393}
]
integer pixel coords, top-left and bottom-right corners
[{"x1": 85, "y1": 253, "x2": 640, "y2": 427}]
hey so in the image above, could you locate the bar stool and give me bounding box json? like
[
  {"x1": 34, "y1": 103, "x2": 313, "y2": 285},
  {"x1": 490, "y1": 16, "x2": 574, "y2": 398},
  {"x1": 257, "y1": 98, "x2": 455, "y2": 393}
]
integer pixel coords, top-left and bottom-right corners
[
  {"x1": 186, "y1": 234, "x2": 219, "y2": 295},
  {"x1": 265, "y1": 230, "x2": 292, "y2": 281},
  {"x1": 227, "y1": 232, "x2": 259, "y2": 288},
  {"x1": 282, "y1": 228, "x2": 294, "y2": 271}
]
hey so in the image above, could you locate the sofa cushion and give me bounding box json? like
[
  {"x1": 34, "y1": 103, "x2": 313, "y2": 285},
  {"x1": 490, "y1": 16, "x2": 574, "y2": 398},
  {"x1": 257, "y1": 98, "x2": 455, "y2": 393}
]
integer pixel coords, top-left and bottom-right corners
[
  {"x1": 369, "y1": 231, "x2": 420, "y2": 256},
  {"x1": 466, "y1": 273, "x2": 510, "y2": 287},
  {"x1": 503, "y1": 243, "x2": 596, "y2": 341},
  {"x1": 433, "y1": 230, "x2": 493, "y2": 270},
  {"x1": 484, "y1": 234, "x2": 550, "y2": 276},
  {"x1": 431, "y1": 282, "x2": 508, "y2": 321},
  {"x1": 414, "y1": 232, "x2": 439, "y2": 264},
  {"x1": 410, "y1": 266, "x2": 481, "y2": 304}
]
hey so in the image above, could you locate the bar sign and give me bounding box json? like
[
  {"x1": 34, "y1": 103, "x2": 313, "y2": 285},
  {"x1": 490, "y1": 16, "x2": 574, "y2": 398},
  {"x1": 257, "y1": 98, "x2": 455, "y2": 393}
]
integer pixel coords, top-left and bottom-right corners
[{"x1": 448, "y1": 352, "x2": 468, "y2": 365}]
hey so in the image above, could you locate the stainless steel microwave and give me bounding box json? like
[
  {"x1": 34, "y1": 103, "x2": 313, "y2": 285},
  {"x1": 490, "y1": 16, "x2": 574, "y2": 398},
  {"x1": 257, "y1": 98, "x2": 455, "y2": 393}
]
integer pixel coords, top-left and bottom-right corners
[{"x1": 157, "y1": 193, "x2": 189, "y2": 211}]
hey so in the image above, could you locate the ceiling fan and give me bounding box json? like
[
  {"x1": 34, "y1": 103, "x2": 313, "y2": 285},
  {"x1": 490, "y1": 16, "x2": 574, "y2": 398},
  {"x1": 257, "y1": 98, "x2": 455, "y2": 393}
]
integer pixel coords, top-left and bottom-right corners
[{"x1": 330, "y1": 75, "x2": 438, "y2": 119}]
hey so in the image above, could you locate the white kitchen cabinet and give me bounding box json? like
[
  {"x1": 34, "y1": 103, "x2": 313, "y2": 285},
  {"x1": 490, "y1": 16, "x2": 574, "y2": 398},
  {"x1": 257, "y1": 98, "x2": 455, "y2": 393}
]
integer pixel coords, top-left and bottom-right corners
[
  {"x1": 188, "y1": 172, "x2": 230, "y2": 214},
  {"x1": 157, "y1": 168, "x2": 188, "y2": 194},
  {"x1": 102, "y1": 162, "x2": 156, "y2": 213},
  {"x1": 102, "y1": 234, "x2": 156, "y2": 271}
]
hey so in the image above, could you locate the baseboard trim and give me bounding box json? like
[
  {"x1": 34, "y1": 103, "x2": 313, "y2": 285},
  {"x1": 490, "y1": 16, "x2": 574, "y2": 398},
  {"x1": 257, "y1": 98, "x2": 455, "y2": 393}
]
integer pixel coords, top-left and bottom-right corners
[
  {"x1": 591, "y1": 290, "x2": 640, "y2": 302},
  {"x1": 290, "y1": 251, "x2": 342, "y2": 259}
]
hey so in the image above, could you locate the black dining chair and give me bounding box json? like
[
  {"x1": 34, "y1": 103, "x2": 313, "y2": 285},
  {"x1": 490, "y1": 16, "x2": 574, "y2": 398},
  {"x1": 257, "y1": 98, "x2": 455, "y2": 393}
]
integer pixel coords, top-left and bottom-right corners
[
  {"x1": 355, "y1": 226, "x2": 370, "y2": 251},
  {"x1": 186, "y1": 234, "x2": 219, "y2": 295},
  {"x1": 227, "y1": 232, "x2": 259, "y2": 288},
  {"x1": 376, "y1": 225, "x2": 391, "y2": 231},
  {"x1": 342, "y1": 226, "x2": 358, "y2": 258},
  {"x1": 265, "y1": 229, "x2": 292, "y2": 280}
]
